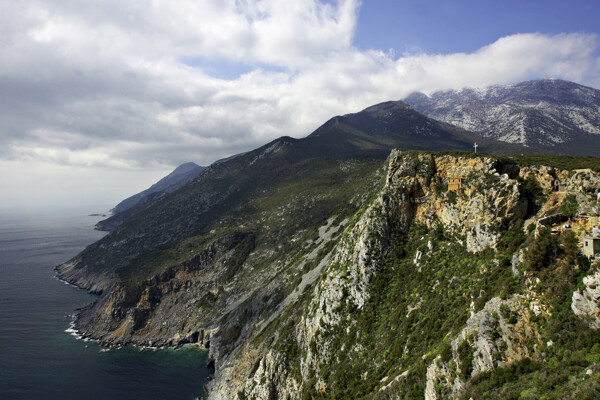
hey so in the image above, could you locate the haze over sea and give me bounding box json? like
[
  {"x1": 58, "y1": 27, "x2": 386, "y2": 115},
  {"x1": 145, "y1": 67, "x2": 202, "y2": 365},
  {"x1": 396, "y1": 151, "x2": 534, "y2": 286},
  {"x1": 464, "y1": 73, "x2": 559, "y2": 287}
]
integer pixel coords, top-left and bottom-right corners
[{"x1": 0, "y1": 208, "x2": 210, "y2": 399}]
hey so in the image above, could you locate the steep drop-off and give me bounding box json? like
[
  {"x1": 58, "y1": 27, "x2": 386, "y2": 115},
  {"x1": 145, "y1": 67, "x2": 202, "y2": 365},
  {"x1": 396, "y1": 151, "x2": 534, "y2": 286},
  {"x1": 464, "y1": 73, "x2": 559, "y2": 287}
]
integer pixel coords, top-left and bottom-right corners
[
  {"x1": 207, "y1": 152, "x2": 600, "y2": 399},
  {"x1": 56, "y1": 98, "x2": 600, "y2": 399}
]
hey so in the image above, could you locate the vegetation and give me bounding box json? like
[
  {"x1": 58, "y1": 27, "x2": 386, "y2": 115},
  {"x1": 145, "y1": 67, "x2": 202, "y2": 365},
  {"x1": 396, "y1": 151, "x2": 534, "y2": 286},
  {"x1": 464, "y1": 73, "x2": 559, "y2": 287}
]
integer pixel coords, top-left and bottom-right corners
[
  {"x1": 111, "y1": 153, "x2": 385, "y2": 288},
  {"x1": 461, "y1": 229, "x2": 600, "y2": 399},
  {"x1": 270, "y1": 220, "x2": 529, "y2": 399},
  {"x1": 506, "y1": 155, "x2": 600, "y2": 172},
  {"x1": 264, "y1": 166, "x2": 599, "y2": 399},
  {"x1": 560, "y1": 194, "x2": 579, "y2": 217},
  {"x1": 63, "y1": 139, "x2": 600, "y2": 399}
]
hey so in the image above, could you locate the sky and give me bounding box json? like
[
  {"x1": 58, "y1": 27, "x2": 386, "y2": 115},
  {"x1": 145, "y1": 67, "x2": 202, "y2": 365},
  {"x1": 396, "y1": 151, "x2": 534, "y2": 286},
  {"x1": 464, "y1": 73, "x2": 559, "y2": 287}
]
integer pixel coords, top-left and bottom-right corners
[{"x1": 1, "y1": 0, "x2": 599, "y2": 211}]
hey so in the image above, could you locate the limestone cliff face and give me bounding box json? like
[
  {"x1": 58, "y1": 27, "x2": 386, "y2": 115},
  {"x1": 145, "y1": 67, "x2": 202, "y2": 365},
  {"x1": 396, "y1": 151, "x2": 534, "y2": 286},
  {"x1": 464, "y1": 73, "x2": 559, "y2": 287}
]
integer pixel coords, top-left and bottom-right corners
[
  {"x1": 572, "y1": 271, "x2": 600, "y2": 329},
  {"x1": 424, "y1": 292, "x2": 548, "y2": 399},
  {"x1": 216, "y1": 151, "x2": 566, "y2": 400},
  {"x1": 296, "y1": 153, "x2": 529, "y2": 387},
  {"x1": 406, "y1": 154, "x2": 528, "y2": 252}
]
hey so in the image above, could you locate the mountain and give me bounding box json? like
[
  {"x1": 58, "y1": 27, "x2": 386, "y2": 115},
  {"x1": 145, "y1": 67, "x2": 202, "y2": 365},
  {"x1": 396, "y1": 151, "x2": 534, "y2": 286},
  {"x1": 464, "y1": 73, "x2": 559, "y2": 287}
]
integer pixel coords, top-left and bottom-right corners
[
  {"x1": 207, "y1": 152, "x2": 600, "y2": 399},
  {"x1": 95, "y1": 162, "x2": 205, "y2": 231},
  {"x1": 404, "y1": 79, "x2": 600, "y2": 156},
  {"x1": 306, "y1": 101, "x2": 541, "y2": 156},
  {"x1": 94, "y1": 101, "x2": 542, "y2": 232},
  {"x1": 112, "y1": 162, "x2": 205, "y2": 215},
  {"x1": 57, "y1": 101, "x2": 538, "y2": 291},
  {"x1": 55, "y1": 97, "x2": 600, "y2": 399}
]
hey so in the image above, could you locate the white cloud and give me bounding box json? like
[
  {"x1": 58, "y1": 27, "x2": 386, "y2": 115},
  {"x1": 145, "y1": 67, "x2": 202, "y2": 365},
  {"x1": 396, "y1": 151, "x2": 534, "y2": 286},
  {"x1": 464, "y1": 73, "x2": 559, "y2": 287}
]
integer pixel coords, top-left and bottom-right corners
[
  {"x1": 387, "y1": 33, "x2": 600, "y2": 95},
  {"x1": 0, "y1": 0, "x2": 599, "y2": 208}
]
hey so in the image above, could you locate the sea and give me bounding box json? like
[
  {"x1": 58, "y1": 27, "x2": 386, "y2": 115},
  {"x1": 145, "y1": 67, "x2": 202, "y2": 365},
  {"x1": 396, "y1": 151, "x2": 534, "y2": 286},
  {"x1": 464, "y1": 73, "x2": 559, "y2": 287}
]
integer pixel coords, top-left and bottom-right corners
[{"x1": 0, "y1": 208, "x2": 211, "y2": 400}]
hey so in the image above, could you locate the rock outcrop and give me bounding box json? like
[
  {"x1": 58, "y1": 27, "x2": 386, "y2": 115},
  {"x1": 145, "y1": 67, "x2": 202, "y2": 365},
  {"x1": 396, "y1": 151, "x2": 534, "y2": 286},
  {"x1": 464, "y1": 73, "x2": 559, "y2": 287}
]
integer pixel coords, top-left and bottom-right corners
[
  {"x1": 425, "y1": 293, "x2": 548, "y2": 399},
  {"x1": 74, "y1": 233, "x2": 255, "y2": 348},
  {"x1": 572, "y1": 270, "x2": 600, "y2": 329},
  {"x1": 213, "y1": 151, "x2": 573, "y2": 399}
]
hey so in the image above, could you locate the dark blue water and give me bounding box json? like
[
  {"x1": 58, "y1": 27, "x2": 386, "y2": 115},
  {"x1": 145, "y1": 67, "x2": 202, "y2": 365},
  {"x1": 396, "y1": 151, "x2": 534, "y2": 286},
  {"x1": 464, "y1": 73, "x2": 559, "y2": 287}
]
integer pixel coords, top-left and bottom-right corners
[{"x1": 0, "y1": 210, "x2": 210, "y2": 399}]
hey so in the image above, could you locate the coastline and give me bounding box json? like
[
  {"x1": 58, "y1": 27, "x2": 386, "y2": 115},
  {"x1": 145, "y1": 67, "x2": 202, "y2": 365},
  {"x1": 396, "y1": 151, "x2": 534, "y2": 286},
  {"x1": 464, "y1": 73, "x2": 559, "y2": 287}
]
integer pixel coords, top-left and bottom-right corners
[
  {"x1": 1, "y1": 211, "x2": 212, "y2": 400},
  {"x1": 55, "y1": 269, "x2": 215, "y2": 358}
]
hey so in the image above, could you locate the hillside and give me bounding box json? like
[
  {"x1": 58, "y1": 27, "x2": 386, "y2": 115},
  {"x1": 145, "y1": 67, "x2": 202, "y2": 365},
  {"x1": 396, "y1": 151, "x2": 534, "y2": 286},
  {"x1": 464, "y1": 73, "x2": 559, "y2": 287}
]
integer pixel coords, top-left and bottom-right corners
[
  {"x1": 56, "y1": 101, "x2": 535, "y2": 294},
  {"x1": 404, "y1": 79, "x2": 600, "y2": 157},
  {"x1": 55, "y1": 98, "x2": 600, "y2": 399},
  {"x1": 95, "y1": 162, "x2": 205, "y2": 231}
]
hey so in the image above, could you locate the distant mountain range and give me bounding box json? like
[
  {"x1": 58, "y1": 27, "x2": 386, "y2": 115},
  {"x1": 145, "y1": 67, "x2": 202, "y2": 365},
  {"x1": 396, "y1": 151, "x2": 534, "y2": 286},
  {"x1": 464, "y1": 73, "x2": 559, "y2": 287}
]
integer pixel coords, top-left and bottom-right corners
[
  {"x1": 96, "y1": 78, "x2": 600, "y2": 233},
  {"x1": 96, "y1": 100, "x2": 538, "y2": 232},
  {"x1": 307, "y1": 100, "x2": 519, "y2": 155},
  {"x1": 404, "y1": 79, "x2": 600, "y2": 156},
  {"x1": 95, "y1": 162, "x2": 205, "y2": 231}
]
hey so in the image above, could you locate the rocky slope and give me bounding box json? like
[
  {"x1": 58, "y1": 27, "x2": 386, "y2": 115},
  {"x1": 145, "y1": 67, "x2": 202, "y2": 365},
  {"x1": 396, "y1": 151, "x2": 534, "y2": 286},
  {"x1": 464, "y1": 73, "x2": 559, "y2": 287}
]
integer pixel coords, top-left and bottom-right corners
[
  {"x1": 54, "y1": 96, "x2": 600, "y2": 399},
  {"x1": 208, "y1": 151, "x2": 600, "y2": 399},
  {"x1": 404, "y1": 79, "x2": 600, "y2": 156}
]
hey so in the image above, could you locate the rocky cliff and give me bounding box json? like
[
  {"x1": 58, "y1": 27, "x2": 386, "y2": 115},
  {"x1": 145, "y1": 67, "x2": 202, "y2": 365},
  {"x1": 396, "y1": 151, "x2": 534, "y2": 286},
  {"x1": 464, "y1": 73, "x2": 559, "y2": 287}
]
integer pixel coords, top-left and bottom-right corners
[
  {"x1": 206, "y1": 151, "x2": 600, "y2": 399},
  {"x1": 57, "y1": 149, "x2": 600, "y2": 399}
]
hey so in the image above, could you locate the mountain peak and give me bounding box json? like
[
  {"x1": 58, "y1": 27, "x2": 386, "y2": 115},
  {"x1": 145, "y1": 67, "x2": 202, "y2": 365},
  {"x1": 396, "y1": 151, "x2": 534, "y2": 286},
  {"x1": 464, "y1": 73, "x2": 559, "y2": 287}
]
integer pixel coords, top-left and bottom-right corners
[
  {"x1": 173, "y1": 161, "x2": 201, "y2": 172},
  {"x1": 304, "y1": 99, "x2": 532, "y2": 157},
  {"x1": 360, "y1": 100, "x2": 414, "y2": 115},
  {"x1": 404, "y1": 79, "x2": 600, "y2": 156}
]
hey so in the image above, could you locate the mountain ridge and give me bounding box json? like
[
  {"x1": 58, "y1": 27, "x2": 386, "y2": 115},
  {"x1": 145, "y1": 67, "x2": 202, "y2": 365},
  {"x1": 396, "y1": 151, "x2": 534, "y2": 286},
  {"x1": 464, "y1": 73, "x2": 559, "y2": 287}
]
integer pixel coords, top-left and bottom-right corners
[
  {"x1": 404, "y1": 79, "x2": 600, "y2": 156},
  {"x1": 95, "y1": 162, "x2": 205, "y2": 231},
  {"x1": 53, "y1": 83, "x2": 600, "y2": 399}
]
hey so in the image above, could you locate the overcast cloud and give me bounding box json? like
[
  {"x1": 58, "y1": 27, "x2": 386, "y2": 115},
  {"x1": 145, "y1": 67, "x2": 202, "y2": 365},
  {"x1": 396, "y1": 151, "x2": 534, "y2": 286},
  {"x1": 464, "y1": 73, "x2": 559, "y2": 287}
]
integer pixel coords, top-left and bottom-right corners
[{"x1": 1, "y1": 0, "x2": 599, "y2": 209}]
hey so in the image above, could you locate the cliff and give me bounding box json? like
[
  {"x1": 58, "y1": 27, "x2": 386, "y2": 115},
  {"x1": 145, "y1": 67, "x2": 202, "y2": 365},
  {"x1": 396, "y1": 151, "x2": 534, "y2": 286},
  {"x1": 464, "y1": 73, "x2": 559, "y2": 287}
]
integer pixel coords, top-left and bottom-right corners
[
  {"x1": 62, "y1": 149, "x2": 600, "y2": 398},
  {"x1": 47, "y1": 76, "x2": 600, "y2": 397},
  {"x1": 207, "y1": 151, "x2": 600, "y2": 399},
  {"x1": 57, "y1": 146, "x2": 600, "y2": 398}
]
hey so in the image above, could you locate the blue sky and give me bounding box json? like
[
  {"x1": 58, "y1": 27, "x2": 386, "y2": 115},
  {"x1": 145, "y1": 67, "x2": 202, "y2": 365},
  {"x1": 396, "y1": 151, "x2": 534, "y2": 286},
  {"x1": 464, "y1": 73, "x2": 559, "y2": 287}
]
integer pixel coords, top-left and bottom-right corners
[
  {"x1": 1, "y1": 0, "x2": 599, "y2": 209},
  {"x1": 355, "y1": 0, "x2": 600, "y2": 54}
]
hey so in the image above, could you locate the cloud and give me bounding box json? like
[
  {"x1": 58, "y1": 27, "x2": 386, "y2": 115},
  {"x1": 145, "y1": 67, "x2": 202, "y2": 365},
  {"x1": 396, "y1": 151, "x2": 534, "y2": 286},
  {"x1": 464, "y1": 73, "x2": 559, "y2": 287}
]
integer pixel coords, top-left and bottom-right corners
[
  {"x1": 0, "y1": 0, "x2": 599, "y2": 208},
  {"x1": 388, "y1": 33, "x2": 600, "y2": 95}
]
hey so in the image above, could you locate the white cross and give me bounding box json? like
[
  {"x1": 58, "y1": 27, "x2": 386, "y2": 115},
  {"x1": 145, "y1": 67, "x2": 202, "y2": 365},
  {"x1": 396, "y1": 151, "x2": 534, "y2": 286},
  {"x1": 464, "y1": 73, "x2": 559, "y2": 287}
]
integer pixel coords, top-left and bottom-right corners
[{"x1": 473, "y1": 142, "x2": 478, "y2": 153}]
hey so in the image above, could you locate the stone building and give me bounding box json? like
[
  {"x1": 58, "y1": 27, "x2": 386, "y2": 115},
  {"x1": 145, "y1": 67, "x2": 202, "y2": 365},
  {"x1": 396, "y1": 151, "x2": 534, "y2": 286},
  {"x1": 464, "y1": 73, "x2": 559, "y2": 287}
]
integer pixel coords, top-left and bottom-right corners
[
  {"x1": 582, "y1": 234, "x2": 600, "y2": 259},
  {"x1": 448, "y1": 177, "x2": 463, "y2": 192},
  {"x1": 552, "y1": 179, "x2": 567, "y2": 192}
]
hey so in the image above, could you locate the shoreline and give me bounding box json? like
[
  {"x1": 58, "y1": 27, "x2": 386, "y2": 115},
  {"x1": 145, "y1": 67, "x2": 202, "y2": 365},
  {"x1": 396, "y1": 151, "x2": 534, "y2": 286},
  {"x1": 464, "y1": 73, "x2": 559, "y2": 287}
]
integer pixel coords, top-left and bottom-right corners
[
  {"x1": 65, "y1": 315, "x2": 210, "y2": 352},
  {"x1": 56, "y1": 272, "x2": 213, "y2": 353},
  {"x1": 54, "y1": 258, "x2": 217, "y2": 398}
]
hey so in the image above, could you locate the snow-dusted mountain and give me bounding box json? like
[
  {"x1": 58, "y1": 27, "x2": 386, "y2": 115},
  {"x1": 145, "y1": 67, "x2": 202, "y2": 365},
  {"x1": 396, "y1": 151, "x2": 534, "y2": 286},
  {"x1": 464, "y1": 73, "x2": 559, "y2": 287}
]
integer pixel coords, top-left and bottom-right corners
[{"x1": 404, "y1": 79, "x2": 600, "y2": 156}]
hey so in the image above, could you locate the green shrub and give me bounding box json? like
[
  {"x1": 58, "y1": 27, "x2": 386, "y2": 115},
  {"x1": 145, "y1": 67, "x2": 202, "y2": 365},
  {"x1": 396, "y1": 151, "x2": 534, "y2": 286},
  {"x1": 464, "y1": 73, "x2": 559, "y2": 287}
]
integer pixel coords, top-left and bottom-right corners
[
  {"x1": 458, "y1": 338, "x2": 474, "y2": 380},
  {"x1": 525, "y1": 228, "x2": 559, "y2": 271},
  {"x1": 560, "y1": 194, "x2": 579, "y2": 217},
  {"x1": 440, "y1": 342, "x2": 453, "y2": 362}
]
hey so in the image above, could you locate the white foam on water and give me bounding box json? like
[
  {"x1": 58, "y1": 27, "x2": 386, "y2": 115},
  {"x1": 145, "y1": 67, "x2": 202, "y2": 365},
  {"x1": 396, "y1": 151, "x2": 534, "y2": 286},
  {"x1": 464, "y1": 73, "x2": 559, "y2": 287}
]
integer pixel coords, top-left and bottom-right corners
[{"x1": 64, "y1": 319, "x2": 83, "y2": 340}]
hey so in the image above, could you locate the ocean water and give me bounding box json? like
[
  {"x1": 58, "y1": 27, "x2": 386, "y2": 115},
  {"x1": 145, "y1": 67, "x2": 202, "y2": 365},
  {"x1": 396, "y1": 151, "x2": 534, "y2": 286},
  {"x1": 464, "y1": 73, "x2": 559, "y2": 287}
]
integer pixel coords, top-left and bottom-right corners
[{"x1": 0, "y1": 209, "x2": 211, "y2": 399}]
